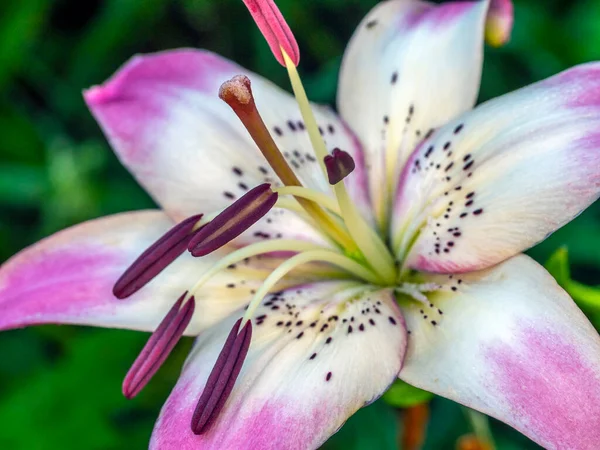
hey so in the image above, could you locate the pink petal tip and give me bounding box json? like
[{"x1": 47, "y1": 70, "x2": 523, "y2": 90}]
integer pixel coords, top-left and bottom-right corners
[
  {"x1": 486, "y1": 0, "x2": 513, "y2": 47},
  {"x1": 242, "y1": 0, "x2": 300, "y2": 67}
]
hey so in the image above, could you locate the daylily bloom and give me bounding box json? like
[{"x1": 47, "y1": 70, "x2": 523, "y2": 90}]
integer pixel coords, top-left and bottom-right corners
[{"x1": 2, "y1": 0, "x2": 600, "y2": 448}]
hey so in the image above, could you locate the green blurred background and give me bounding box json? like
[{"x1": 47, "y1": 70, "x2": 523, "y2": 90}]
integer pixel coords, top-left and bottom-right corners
[{"x1": 1, "y1": 0, "x2": 600, "y2": 448}]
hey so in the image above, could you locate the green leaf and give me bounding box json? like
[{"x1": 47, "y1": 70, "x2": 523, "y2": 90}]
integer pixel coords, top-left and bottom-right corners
[
  {"x1": 544, "y1": 246, "x2": 571, "y2": 286},
  {"x1": 382, "y1": 379, "x2": 434, "y2": 408},
  {"x1": 544, "y1": 247, "x2": 600, "y2": 311}
]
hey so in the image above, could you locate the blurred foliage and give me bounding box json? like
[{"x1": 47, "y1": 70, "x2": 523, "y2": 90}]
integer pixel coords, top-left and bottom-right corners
[
  {"x1": 383, "y1": 380, "x2": 434, "y2": 409},
  {"x1": 1, "y1": 0, "x2": 600, "y2": 448}
]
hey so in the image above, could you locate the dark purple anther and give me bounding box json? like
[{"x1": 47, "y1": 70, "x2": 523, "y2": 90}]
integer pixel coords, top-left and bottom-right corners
[
  {"x1": 324, "y1": 148, "x2": 355, "y2": 185},
  {"x1": 191, "y1": 318, "x2": 253, "y2": 435},
  {"x1": 113, "y1": 214, "x2": 203, "y2": 299},
  {"x1": 188, "y1": 184, "x2": 277, "y2": 257},
  {"x1": 122, "y1": 293, "x2": 195, "y2": 399}
]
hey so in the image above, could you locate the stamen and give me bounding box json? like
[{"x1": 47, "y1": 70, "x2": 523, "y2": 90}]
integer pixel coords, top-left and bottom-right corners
[
  {"x1": 188, "y1": 184, "x2": 277, "y2": 257},
  {"x1": 281, "y1": 50, "x2": 329, "y2": 173},
  {"x1": 243, "y1": 249, "x2": 381, "y2": 322},
  {"x1": 279, "y1": 49, "x2": 396, "y2": 279},
  {"x1": 333, "y1": 179, "x2": 397, "y2": 284},
  {"x1": 324, "y1": 148, "x2": 356, "y2": 185},
  {"x1": 187, "y1": 239, "x2": 325, "y2": 298},
  {"x1": 122, "y1": 293, "x2": 195, "y2": 399},
  {"x1": 191, "y1": 318, "x2": 252, "y2": 435},
  {"x1": 275, "y1": 186, "x2": 341, "y2": 216},
  {"x1": 241, "y1": 0, "x2": 300, "y2": 66},
  {"x1": 113, "y1": 214, "x2": 203, "y2": 299},
  {"x1": 395, "y1": 283, "x2": 440, "y2": 304}
]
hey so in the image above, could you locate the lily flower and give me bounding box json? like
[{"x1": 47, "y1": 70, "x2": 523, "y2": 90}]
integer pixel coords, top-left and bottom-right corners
[{"x1": 2, "y1": 0, "x2": 600, "y2": 448}]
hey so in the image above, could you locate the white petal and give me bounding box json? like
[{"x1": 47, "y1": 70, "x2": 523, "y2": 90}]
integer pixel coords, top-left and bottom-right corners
[
  {"x1": 393, "y1": 63, "x2": 600, "y2": 273},
  {"x1": 150, "y1": 282, "x2": 407, "y2": 450},
  {"x1": 400, "y1": 254, "x2": 600, "y2": 450},
  {"x1": 338, "y1": 0, "x2": 488, "y2": 225}
]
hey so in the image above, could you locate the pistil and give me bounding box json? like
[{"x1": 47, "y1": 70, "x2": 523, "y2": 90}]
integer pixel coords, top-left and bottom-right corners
[
  {"x1": 219, "y1": 76, "x2": 355, "y2": 251},
  {"x1": 220, "y1": 76, "x2": 300, "y2": 189}
]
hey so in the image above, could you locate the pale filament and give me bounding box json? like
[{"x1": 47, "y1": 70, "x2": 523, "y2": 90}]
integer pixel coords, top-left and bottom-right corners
[
  {"x1": 281, "y1": 48, "x2": 396, "y2": 283},
  {"x1": 186, "y1": 239, "x2": 327, "y2": 301},
  {"x1": 242, "y1": 249, "x2": 382, "y2": 325}
]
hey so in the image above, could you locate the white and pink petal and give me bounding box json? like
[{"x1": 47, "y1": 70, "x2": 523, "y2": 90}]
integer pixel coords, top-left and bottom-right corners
[
  {"x1": 151, "y1": 282, "x2": 407, "y2": 450},
  {"x1": 0, "y1": 211, "x2": 279, "y2": 334},
  {"x1": 399, "y1": 254, "x2": 600, "y2": 450},
  {"x1": 393, "y1": 63, "x2": 600, "y2": 273},
  {"x1": 338, "y1": 0, "x2": 490, "y2": 226},
  {"x1": 84, "y1": 49, "x2": 371, "y2": 239}
]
